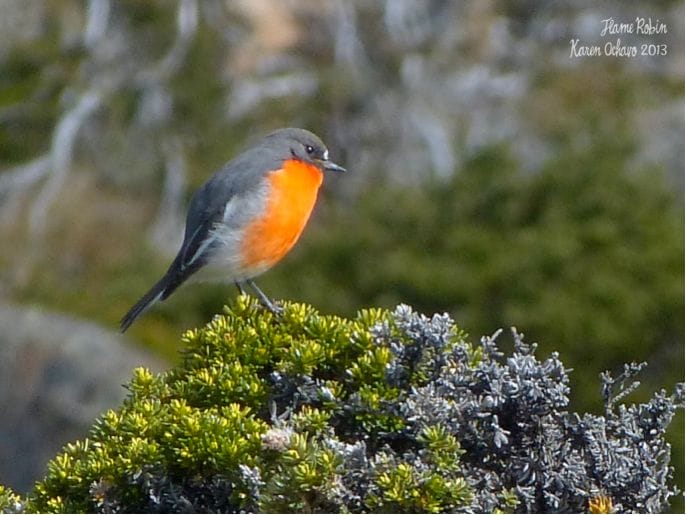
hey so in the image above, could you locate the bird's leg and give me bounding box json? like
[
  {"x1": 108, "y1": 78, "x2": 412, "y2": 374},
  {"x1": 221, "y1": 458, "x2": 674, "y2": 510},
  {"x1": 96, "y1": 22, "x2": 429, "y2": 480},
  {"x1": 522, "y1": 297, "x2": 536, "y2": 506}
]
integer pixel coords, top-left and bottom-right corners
[
  {"x1": 246, "y1": 279, "x2": 282, "y2": 314},
  {"x1": 235, "y1": 281, "x2": 247, "y2": 296}
]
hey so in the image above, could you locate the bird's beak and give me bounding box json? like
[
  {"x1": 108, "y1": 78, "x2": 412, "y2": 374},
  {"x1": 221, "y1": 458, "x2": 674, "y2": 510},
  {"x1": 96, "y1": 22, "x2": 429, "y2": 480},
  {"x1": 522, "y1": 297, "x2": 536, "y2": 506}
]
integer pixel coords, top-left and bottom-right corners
[{"x1": 322, "y1": 159, "x2": 347, "y2": 173}]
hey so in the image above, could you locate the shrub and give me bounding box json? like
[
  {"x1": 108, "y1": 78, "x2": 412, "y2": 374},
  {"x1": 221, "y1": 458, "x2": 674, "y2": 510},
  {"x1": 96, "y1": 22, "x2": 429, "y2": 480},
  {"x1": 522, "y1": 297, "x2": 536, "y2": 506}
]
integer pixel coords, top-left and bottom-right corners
[
  {"x1": 269, "y1": 142, "x2": 684, "y2": 410},
  {"x1": 1, "y1": 298, "x2": 682, "y2": 513}
]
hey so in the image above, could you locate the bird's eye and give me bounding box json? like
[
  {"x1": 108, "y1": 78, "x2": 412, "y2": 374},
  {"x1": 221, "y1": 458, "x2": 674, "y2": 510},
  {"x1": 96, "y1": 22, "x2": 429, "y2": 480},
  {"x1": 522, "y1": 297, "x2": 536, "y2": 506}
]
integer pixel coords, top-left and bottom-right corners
[{"x1": 305, "y1": 145, "x2": 315, "y2": 155}]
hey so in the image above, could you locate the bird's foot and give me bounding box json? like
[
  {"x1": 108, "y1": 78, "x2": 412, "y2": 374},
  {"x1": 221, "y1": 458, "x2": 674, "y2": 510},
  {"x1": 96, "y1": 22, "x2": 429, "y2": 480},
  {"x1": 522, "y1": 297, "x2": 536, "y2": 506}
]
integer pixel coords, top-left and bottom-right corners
[
  {"x1": 242, "y1": 279, "x2": 283, "y2": 315},
  {"x1": 260, "y1": 297, "x2": 284, "y2": 315}
]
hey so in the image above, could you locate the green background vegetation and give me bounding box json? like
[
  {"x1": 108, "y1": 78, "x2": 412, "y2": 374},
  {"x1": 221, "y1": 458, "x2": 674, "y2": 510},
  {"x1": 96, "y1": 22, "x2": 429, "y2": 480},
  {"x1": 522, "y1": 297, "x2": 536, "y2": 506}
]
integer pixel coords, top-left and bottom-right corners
[{"x1": 0, "y1": 0, "x2": 683, "y2": 510}]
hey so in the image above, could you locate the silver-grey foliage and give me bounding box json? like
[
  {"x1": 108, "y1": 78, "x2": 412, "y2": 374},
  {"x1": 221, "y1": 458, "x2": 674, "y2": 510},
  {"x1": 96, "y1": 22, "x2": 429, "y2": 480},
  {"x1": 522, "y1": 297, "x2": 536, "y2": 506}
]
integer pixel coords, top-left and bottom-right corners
[{"x1": 261, "y1": 305, "x2": 684, "y2": 513}]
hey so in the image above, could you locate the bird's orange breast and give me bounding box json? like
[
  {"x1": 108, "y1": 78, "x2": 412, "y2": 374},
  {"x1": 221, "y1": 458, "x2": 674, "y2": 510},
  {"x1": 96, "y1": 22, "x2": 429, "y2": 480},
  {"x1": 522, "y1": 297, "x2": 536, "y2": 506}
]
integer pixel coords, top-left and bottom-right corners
[{"x1": 240, "y1": 159, "x2": 323, "y2": 273}]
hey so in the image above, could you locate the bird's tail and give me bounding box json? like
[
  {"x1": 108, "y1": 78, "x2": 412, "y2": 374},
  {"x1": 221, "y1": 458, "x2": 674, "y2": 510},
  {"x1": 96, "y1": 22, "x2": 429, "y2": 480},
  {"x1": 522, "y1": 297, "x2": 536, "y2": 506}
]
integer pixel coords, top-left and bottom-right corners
[{"x1": 120, "y1": 275, "x2": 171, "y2": 332}]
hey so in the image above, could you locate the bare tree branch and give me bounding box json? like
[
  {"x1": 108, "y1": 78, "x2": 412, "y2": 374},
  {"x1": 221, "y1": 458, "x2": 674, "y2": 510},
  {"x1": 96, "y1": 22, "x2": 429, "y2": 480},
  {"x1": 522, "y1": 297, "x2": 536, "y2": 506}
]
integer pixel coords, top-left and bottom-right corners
[
  {"x1": 28, "y1": 90, "x2": 103, "y2": 238},
  {"x1": 137, "y1": 0, "x2": 199, "y2": 253},
  {"x1": 84, "y1": 0, "x2": 111, "y2": 49},
  {"x1": 137, "y1": 0, "x2": 199, "y2": 86},
  {"x1": 0, "y1": 156, "x2": 51, "y2": 227},
  {"x1": 0, "y1": 156, "x2": 51, "y2": 197}
]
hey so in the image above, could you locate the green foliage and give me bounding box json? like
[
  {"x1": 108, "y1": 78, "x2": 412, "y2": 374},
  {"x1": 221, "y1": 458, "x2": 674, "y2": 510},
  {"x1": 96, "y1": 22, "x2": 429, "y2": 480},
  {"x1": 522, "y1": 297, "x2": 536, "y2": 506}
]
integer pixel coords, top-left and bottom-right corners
[
  {"x1": 0, "y1": 298, "x2": 682, "y2": 513},
  {"x1": 364, "y1": 425, "x2": 474, "y2": 513},
  {"x1": 367, "y1": 460, "x2": 473, "y2": 513},
  {"x1": 0, "y1": 485, "x2": 23, "y2": 513},
  {"x1": 15, "y1": 298, "x2": 477, "y2": 513}
]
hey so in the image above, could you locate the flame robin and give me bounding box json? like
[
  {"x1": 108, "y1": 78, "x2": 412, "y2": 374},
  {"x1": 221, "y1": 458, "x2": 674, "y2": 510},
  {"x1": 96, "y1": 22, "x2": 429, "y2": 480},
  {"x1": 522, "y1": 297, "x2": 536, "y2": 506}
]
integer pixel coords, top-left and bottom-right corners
[{"x1": 120, "y1": 128, "x2": 346, "y2": 332}]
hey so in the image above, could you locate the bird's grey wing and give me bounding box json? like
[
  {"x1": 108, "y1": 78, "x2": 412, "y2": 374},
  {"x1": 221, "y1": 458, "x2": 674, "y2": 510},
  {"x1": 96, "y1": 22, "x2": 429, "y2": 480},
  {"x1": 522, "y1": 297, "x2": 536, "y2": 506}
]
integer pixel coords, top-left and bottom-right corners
[
  {"x1": 175, "y1": 178, "x2": 236, "y2": 273},
  {"x1": 175, "y1": 146, "x2": 283, "y2": 271},
  {"x1": 164, "y1": 142, "x2": 286, "y2": 289}
]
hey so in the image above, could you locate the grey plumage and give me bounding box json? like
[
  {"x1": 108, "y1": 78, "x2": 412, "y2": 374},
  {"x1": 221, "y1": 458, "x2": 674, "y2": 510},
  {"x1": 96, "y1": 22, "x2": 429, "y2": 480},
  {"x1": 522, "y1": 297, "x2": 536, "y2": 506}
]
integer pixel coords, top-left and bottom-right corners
[{"x1": 120, "y1": 128, "x2": 342, "y2": 332}]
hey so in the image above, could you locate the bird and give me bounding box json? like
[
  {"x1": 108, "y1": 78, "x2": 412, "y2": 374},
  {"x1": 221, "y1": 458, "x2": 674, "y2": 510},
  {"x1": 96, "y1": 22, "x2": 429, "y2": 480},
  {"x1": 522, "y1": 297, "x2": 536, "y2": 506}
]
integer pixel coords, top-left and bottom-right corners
[{"x1": 120, "y1": 127, "x2": 346, "y2": 332}]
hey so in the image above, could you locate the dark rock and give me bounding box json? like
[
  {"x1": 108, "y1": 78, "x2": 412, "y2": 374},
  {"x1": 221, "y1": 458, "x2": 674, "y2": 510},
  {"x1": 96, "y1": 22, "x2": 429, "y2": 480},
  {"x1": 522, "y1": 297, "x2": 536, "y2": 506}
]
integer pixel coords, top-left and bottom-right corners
[{"x1": 0, "y1": 303, "x2": 167, "y2": 493}]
